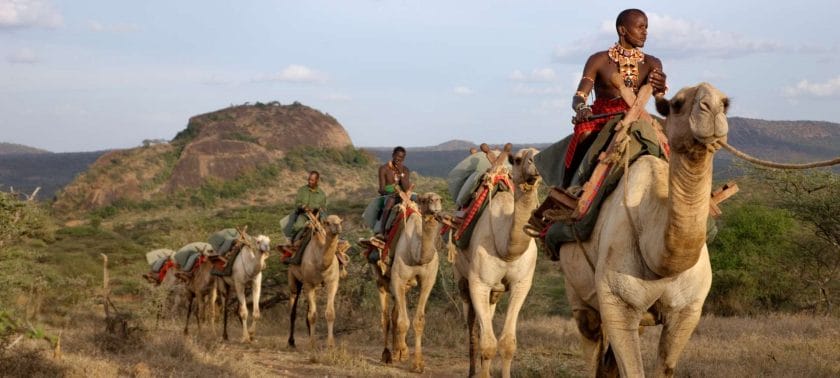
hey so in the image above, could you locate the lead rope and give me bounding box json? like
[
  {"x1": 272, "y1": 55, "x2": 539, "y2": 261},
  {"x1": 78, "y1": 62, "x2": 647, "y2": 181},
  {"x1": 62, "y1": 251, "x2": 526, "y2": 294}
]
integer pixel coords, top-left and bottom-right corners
[{"x1": 721, "y1": 141, "x2": 840, "y2": 169}]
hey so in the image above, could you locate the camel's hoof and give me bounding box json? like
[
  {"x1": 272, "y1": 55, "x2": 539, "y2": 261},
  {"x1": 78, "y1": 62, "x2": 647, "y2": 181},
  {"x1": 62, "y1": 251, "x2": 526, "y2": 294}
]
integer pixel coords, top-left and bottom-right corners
[
  {"x1": 395, "y1": 348, "x2": 408, "y2": 362},
  {"x1": 411, "y1": 361, "x2": 425, "y2": 373},
  {"x1": 288, "y1": 339, "x2": 296, "y2": 348},
  {"x1": 382, "y1": 348, "x2": 392, "y2": 364}
]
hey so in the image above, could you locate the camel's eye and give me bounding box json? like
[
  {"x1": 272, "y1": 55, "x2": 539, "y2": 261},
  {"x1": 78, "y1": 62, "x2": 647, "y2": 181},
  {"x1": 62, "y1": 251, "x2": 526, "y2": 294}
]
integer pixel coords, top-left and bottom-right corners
[
  {"x1": 671, "y1": 97, "x2": 685, "y2": 113},
  {"x1": 722, "y1": 98, "x2": 730, "y2": 113}
]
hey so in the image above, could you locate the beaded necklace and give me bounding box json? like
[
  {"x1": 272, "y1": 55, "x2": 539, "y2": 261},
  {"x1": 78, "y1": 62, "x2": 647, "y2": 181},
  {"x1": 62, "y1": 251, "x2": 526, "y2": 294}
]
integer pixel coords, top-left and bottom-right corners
[
  {"x1": 608, "y1": 43, "x2": 645, "y2": 90},
  {"x1": 388, "y1": 161, "x2": 405, "y2": 183}
]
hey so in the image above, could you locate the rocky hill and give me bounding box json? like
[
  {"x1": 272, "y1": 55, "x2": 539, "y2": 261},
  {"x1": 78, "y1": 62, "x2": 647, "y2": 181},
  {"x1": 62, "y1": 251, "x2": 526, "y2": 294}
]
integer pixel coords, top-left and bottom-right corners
[{"x1": 52, "y1": 102, "x2": 368, "y2": 215}]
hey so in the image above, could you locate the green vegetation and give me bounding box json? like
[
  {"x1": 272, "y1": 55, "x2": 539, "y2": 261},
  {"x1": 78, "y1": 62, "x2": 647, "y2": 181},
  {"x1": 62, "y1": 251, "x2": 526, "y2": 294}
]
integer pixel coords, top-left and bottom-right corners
[{"x1": 283, "y1": 146, "x2": 373, "y2": 171}]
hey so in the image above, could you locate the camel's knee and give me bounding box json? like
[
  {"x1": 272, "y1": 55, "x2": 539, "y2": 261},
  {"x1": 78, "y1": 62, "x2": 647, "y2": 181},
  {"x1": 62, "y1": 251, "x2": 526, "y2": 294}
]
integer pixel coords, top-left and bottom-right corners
[
  {"x1": 238, "y1": 305, "x2": 248, "y2": 320},
  {"x1": 573, "y1": 309, "x2": 602, "y2": 342},
  {"x1": 479, "y1": 336, "x2": 497, "y2": 360},
  {"x1": 325, "y1": 308, "x2": 336, "y2": 323},
  {"x1": 395, "y1": 317, "x2": 409, "y2": 335},
  {"x1": 498, "y1": 334, "x2": 516, "y2": 360}
]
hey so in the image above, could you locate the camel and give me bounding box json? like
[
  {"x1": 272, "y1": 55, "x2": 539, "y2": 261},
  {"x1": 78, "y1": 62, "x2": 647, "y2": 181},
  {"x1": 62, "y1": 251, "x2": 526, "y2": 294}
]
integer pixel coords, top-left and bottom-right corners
[
  {"x1": 171, "y1": 242, "x2": 221, "y2": 335},
  {"x1": 557, "y1": 83, "x2": 727, "y2": 377},
  {"x1": 370, "y1": 192, "x2": 443, "y2": 373},
  {"x1": 287, "y1": 214, "x2": 344, "y2": 349},
  {"x1": 453, "y1": 146, "x2": 541, "y2": 378},
  {"x1": 213, "y1": 233, "x2": 271, "y2": 343}
]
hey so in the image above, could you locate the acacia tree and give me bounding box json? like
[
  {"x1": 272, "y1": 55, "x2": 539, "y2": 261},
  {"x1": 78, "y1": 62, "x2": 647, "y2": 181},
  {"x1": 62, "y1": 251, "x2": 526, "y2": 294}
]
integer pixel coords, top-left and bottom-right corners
[{"x1": 761, "y1": 169, "x2": 839, "y2": 315}]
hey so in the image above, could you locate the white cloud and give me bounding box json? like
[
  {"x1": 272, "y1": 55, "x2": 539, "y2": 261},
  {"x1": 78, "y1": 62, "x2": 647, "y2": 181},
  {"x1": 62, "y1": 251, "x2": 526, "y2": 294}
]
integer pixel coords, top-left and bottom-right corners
[
  {"x1": 88, "y1": 20, "x2": 139, "y2": 33},
  {"x1": 453, "y1": 86, "x2": 473, "y2": 95},
  {"x1": 0, "y1": 0, "x2": 62, "y2": 29},
  {"x1": 6, "y1": 47, "x2": 38, "y2": 64},
  {"x1": 554, "y1": 13, "x2": 784, "y2": 62},
  {"x1": 783, "y1": 75, "x2": 840, "y2": 98},
  {"x1": 256, "y1": 64, "x2": 327, "y2": 83},
  {"x1": 510, "y1": 68, "x2": 558, "y2": 82}
]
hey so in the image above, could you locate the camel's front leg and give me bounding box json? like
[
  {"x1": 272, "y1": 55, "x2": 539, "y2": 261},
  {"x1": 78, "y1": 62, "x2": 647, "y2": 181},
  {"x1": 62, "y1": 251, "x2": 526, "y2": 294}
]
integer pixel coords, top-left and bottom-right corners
[
  {"x1": 248, "y1": 272, "x2": 263, "y2": 341},
  {"x1": 378, "y1": 283, "x2": 393, "y2": 363},
  {"x1": 325, "y1": 278, "x2": 339, "y2": 349},
  {"x1": 599, "y1": 291, "x2": 644, "y2": 377},
  {"x1": 391, "y1": 282, "x2": 410, "y2": 362},
  {"x1": 469, "y1": 282, "x2": 496, "y2": 378},
  {"x1": 305, "y1": 286, "x2": 319, "y2": 350},
  {"x1": 654, "y1": 303, "x2": 703, "y2": 378},
  {"x1": 234, "y1": 280, "x2": 251, "y2": 343},
  {"x1": 287, "y1": 275, "x2": 301, "y2": 348},
  {"x1": 411, "y1": 270, "x2": 437, "y2": 373},
  {"x1": 208, "y1": 280, "x2": 218, "y2": 337},
  {"x1": 498, "y1": 278, "x2": 533, "y2": 378}
]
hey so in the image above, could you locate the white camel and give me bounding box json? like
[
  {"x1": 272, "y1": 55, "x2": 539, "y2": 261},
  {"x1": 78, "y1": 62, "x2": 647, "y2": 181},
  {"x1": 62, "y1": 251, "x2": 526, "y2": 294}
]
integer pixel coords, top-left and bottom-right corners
[
  {"x1": 453, "y1": 145, "x2": 541, "y2": 378},
  {"x1": 371, "y1": 192, "x2": 443, "y2": 373},
  {"x1": 287, "y1": 214, "x2": 343, "y2": 349},
  {"x1": 212, "y1": 233, "x2": 271, "y2": 343},
  {"x1": 557, "y1": 83, "x2": 728, "y2": 376}
]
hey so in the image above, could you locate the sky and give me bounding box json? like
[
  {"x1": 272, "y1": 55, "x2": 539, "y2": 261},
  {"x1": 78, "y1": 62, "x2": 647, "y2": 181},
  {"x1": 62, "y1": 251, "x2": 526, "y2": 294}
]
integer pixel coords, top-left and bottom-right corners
[{"x1": 1, "y1": 0, "x2": 839, "y2": 152}]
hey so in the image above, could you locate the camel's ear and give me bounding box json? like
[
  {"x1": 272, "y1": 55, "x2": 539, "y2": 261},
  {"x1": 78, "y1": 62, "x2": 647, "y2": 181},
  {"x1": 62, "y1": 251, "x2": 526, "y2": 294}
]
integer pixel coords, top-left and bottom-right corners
[{"x1": 655, "y1": 96, "x2": 670, "y2": 117}]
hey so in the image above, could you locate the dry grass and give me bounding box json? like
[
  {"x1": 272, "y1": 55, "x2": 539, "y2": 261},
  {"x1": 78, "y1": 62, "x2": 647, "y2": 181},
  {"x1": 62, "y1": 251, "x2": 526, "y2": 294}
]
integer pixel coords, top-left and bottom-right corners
[{"x1": 3, "y1": 295, "x2": 840, "y2": 377}]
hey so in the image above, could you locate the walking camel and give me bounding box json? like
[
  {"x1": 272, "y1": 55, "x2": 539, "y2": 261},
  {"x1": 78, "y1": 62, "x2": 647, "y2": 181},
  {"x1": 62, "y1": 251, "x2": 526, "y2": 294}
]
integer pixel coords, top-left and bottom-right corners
[
  {"x1": 371, "y1": 192, "x2": 443, "y2": 373},
  {"x1": 213, "y1": 232, "x2": 271, "y2": 343},
  {"x1": 287, "y1": 214, "x2": 344, "y2": 349},
  {"x1": 453, "y1": 145, "x2": 541, "y2": 378},
  {"x1": 557, "y1": 82, "x2": 728, "y2": 376}
]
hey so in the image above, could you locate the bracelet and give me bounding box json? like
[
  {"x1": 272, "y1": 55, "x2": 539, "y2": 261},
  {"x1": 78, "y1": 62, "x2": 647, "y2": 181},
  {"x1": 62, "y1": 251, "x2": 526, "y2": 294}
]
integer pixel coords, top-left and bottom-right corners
[
  {"x1": 574, "y1": 102, "x2": 591, "y2": 112},
  {"x1": 581, "y1": 76, "x2": 594, "y2": 83}
]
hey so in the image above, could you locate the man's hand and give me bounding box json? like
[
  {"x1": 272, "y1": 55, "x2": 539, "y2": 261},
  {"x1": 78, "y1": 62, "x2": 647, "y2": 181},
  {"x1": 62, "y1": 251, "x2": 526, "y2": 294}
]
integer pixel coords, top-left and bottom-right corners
[
  {"x1": 572, "y1": 105, "x2": 593, "y2": 124},
  {"x1": 650, "y1": 68, "x2": 668, "y2": 95}
]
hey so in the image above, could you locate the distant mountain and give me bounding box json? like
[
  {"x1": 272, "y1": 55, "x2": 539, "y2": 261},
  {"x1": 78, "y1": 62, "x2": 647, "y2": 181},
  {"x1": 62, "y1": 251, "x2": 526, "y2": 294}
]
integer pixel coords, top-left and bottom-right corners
[
  {"x1": 52, "y1": 101, "x2": 369, "y2": 215},
  {"x1": 0, "y1": 142, "x2": 50, "y2": 155},
  {"x1": 2, "y1": 115, "x2": 838, "y2": 203},
  {"x1": 0, "y1": 151, "x2": 108, "y2": 200}
]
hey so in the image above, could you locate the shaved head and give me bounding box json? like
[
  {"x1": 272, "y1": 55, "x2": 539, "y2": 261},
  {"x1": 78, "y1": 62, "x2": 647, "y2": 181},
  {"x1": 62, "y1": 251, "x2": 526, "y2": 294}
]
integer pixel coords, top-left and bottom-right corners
[{"x1": 616, "y1": 9, "x2": 646, "y2": 30}]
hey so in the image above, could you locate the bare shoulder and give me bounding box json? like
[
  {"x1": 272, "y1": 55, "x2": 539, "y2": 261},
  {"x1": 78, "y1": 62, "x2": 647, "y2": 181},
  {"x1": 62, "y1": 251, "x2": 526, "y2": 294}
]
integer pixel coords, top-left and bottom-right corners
[
  {"x1": 645, "y1": 54, "x2": 663, "y2": 68},
  {"x1": 587, "y1": 50, "x2": 610, "y2": 63}
]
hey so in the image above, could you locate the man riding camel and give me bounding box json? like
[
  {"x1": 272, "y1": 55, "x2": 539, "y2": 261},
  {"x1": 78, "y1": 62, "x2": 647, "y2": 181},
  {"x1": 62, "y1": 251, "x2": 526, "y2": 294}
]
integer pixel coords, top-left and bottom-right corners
[
  {"x1": 374, "y1": 146, "x2": 412, "y2": 239},
  {"x1": 563, "y1": 8, "x2": 668, "y2": 194},
  {"x1": 280, "y1": 170, "x2": 328, "y2": 264}
]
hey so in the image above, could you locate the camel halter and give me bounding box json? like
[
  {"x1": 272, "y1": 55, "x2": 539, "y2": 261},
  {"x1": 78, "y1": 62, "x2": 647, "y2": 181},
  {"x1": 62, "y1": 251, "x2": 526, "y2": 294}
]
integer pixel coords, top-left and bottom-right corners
[{"x1": 720, "y1": 141, "x2": 840, "y2": 169}]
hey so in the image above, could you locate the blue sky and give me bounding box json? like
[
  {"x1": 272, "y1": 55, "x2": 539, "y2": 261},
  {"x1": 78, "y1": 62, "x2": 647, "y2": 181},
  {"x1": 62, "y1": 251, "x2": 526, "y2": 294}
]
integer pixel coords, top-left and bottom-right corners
[{"x1": 2, "y1": 0, "x2": 839, "y2": 152}]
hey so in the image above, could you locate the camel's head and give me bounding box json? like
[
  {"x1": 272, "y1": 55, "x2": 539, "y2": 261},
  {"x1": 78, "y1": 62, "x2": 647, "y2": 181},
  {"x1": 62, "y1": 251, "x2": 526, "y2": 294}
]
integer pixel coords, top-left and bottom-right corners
[
  {"x1": 508, "y1": 148, "x2": 541, "y2": 189},
  {"x1": 657, "y1": 82, "x2": 730, "y2": 154},
  {"x1": 417, "y1": 192, "x2": 443, "y2": 216},
  {"x1": 323, "y1": 215, "x2": 343, "y2": 235},
  {"x1": 250, "y1": 234, "x2": 271, "y2": 270}
]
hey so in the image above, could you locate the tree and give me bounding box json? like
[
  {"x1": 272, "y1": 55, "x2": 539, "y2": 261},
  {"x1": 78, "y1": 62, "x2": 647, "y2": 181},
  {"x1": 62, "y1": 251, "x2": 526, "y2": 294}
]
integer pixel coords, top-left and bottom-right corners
[{"x1": 761, "y1": 168, "x2": 839, "y2": 315}]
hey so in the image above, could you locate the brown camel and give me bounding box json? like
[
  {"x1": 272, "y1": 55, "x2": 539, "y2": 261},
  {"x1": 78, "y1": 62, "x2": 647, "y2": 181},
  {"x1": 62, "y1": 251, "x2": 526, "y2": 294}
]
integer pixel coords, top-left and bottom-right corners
[
  {"x1": 172, "y1": 242, "x2": 219, "y2": 335},
  {"x1": 370, "y1": 192, "x2": 443, "y2": 373},
  {"x1": 287, "y1": 214, "x2": 344, "y2": 349},
  {"x1": 558, "y1": 83, "x2": 728, "y2": 376},
  {"x1": 453, "y1": 146, "x2": 541, "y2": 378}
]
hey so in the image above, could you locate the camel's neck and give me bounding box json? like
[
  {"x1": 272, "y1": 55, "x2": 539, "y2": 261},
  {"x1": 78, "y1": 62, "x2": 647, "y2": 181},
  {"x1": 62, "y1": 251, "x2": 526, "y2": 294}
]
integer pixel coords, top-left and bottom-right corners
[
  {"x1": 320, "y1": 232, "x2": 339, "y2": 270},
  {"x1": 657, "y1": 149, "x2": 713, "y2": 276},
  {"x1": 504, "y1": 183, "x2": 539, "y2": 261},
  {"x1": 418, "y1": 215, "x2": 440, "y2": 265}
]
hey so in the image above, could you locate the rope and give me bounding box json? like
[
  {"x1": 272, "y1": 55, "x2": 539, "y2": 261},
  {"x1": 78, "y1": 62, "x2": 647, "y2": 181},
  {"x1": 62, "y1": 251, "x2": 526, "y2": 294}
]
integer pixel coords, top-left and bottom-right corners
[{"x1": 721, "y1": 141, "x2": 840, "y2": 169}]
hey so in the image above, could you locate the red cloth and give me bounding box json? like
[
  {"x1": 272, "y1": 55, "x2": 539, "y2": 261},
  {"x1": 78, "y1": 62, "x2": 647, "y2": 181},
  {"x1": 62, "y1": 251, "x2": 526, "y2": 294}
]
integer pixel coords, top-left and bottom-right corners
[
  {"x1": 157, "y1": 260, "x2": 174, "y2": 283},
  {"x1": 454, "y1": 173, "x2": 513, "y2": 241},
  {"x1": 565, "y1": 97, "x2": 630, "y2": 168}
]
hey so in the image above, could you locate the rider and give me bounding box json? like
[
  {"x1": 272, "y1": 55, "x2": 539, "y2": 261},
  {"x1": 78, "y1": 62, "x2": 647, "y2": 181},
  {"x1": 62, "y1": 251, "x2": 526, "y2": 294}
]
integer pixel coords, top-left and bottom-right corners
[
  {"x1": 564, "y1": 8, "x2": 668, "y2": 193},
  {"x1": 374, "y1": 146, "x2": 411, "y2": 239},
  {"x1": 281, "y1": 170, "x2": 327, "y2": 264}
]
